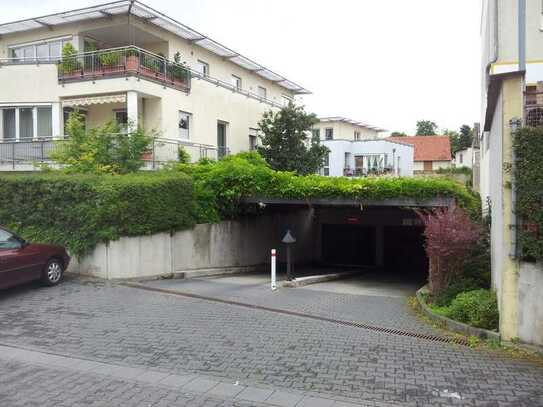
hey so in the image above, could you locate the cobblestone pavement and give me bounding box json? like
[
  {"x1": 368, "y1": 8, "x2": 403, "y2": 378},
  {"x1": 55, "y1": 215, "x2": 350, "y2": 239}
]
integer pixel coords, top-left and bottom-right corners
[
  {"x1": 144, "y1": 273, "x2": 438, "y2": 335},
  {"x1": 0, "y1": 278, "x2": 542, "y2": 406}
]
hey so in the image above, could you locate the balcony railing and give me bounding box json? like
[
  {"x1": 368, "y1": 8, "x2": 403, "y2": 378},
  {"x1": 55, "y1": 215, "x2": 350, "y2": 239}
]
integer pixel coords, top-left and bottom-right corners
[
  {"x1": 343, "y1": 167, "x2": 393, "y2": 177},
  {"x1": 0, "y1": 137, "x2": 229, "y2": 171},
  {"x1": 525, "y1": 88, "x2": 543, "y2": 128},
  {"x1": 57, "y1": 46, "x2": 191, "y2": 93}
]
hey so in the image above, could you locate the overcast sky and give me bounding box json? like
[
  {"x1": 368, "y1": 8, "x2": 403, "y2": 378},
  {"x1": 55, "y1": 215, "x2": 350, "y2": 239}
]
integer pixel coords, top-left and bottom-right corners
[{"x1": 2, "y1": 0, "x2": 482, "y2": 134}]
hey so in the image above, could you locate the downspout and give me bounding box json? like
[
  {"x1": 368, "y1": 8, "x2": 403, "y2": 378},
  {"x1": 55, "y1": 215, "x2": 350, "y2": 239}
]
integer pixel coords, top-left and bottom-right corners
[
  {"x1": 128, "y1": 0, "x2": 136, "y2": 46},
  {"x1": 510, "y1": 0, "x2": 526, "y2": 258}
]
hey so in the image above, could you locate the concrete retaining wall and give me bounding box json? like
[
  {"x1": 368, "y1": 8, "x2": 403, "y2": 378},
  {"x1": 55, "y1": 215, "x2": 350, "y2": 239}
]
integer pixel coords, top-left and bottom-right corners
[
  {"x1": 69, "y1": 209, "x2": 318, "y2": 280},
  {"x1": 517, "y1": 261, "x2": 543, "y2": 346}
]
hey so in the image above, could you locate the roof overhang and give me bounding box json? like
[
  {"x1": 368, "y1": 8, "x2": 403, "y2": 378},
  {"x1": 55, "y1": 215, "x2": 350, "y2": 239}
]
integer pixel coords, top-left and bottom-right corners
[
  {"x1": 318, "y1": 117, "x2": 387, "y2": 132},
  {"x1": 0, "y1": 0, "x2": 310, "y2": 95}
]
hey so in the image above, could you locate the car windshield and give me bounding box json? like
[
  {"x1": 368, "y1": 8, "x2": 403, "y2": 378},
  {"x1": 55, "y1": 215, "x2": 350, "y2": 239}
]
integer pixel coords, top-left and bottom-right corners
[{"x1": 0, "y1": 228, "x2": 22, "y2": 250}]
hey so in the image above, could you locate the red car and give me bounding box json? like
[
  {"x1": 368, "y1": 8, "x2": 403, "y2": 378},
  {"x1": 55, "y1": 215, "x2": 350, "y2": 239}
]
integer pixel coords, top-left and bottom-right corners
[{"x1": 0, "y1": 227, "x2": 70, "y2": 290}]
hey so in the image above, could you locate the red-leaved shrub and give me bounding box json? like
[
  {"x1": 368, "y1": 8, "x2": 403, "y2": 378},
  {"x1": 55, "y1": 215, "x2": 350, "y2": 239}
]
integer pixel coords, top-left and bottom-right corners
[{"x1": 417, "y1": 206, "x2": 482, "y2": 296}]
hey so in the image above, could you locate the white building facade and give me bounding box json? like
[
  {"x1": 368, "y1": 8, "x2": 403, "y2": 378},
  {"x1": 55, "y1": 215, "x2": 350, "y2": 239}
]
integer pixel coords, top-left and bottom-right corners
[
  {"x1": 320, "y1": 139, "x2": 414, "y2": 177},
  {"x1": 0, "y1": 1, "x2": 308, "y2": 167},
  {"x1": 453, "y1": 147, "x2": 474, "y2": 169}
]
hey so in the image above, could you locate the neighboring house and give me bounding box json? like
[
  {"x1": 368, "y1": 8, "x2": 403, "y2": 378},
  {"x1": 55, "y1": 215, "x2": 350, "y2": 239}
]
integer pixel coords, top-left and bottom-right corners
[
  {"x1": 0, "y1": 1, "x2": 308, "y2": 168},
  {"x1": 480, "y1": 0, "x2": 543, "y2": 346},
  {"x1": 453, "y1": 147, "x2": 474, "y2": 169},
  {"x1": 312, "y1": 117, "x2": 386, "y2": 142},
  {"x1": 321, "y1": 139, "x2": 414, "y2": 177},
  {"x1": 312, "y1": 117, "x2": 414, "y2": 177},
  {"x1": 387, "y1": 136, "x2": 452, "y2": 174}
]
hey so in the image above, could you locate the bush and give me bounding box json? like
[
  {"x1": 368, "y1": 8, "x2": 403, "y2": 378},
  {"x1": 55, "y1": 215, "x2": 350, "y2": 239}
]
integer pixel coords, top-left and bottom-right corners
[
  {"x1": 171, "y1": 152, "x2": 480, "y2": 220},
  {"x1": 0, "y1": 173, "x2": 196, "y2": 257},
  {"x1": 51, "y1": 111, "x2": 152, "y2": 174},
  {"x1": 446, "y1": 289, "x2": 499, "y2": 330}
]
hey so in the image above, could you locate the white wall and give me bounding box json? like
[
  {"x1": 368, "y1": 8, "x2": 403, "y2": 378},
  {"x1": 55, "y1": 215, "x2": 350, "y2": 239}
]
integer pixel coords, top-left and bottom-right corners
[
  {"x1": 313, "y1": 121, "x2": 381, "y2": 141},
  {"x1": 70, "y1": 210, "x2": 318, "y2": 280},
  {"x1": 322, "y1": 139, "x2": 414, "y2": 177},
  {"x1": 518, "y1": 261, "x2": 543, "y2": 345},
  {"x1": 453, "y1": 148, "x2": 474, "y2": 169}
]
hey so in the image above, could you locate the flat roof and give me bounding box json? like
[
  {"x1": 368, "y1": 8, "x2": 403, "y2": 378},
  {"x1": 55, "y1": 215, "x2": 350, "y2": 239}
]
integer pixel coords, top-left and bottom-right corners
[
  {"x1": 0, "y1": 0, "x2": 310, "y2": 95},
  {"x1": 318, "y1": 117, "x2": 387, "y2": 132}
]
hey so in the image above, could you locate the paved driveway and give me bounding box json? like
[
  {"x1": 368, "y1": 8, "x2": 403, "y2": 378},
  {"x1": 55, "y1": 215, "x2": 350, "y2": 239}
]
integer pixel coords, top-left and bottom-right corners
[{"x1": 0, "y1": 277, "x2": 542, "y2": 407}]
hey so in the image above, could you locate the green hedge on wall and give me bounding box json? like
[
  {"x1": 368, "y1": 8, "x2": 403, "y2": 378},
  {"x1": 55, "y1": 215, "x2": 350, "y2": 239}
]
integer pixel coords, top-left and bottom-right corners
[
  {"x1": 178, "y1": 152, "x2": 480, "y2": 220},
  {"x1": 513, "y1": 127, "x2": 543, "y2": 260},
  {"x1": 0, "y1": 173, "x2": 196, "y2": 257}
]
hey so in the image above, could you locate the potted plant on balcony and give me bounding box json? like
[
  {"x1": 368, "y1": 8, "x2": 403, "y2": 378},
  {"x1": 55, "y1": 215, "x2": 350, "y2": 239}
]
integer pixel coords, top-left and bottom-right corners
[
  {"x1": 171, "y1": 52, "x2": 189, "y2": 88},
  {"x1": 59, "y1": 43, "x2": 81, "y2": 79},
  {"x1": 126, "y1": 48, "x2": 140, "y2": 72},
  {"x1": 99, "y1": 50, "x2": 122, "y2": 74}
]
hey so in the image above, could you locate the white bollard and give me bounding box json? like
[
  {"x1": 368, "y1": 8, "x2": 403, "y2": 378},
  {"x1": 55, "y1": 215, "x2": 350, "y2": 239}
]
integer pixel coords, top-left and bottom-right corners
[{"x1": 271, "y1": 249, "x2": 277, "y2": 290}]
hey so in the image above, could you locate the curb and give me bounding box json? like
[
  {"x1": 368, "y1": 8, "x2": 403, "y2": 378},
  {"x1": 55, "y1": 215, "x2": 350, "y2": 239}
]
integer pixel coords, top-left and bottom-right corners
[
  {"x1": 415, "y1": 286, "x2": 501, "y2": 341},
  {"x1": 282, "y1": 271, "x2": 358, "y2": 287}
]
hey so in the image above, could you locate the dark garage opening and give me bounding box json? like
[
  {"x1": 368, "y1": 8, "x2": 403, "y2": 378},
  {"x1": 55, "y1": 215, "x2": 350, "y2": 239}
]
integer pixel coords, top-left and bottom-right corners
[{"x1": 322, "y1": 224, "x2": 376, "y2": 266}]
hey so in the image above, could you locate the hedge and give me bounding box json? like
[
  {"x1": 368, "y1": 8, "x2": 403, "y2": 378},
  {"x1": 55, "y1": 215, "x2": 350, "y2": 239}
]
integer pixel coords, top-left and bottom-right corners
[
  {"x1": 0, "y1": 172, "x2": 196, "y2": 257},
  {"x1": 177, "y1": 152, "x2": 481, "y2": 220},
  {"x1": 513, "y1": 127, "x2": 543, "y2": 260}
]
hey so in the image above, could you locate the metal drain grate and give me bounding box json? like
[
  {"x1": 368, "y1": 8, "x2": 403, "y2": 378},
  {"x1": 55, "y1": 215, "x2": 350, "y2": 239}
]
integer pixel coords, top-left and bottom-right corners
[{"x1": 123, "y1": 282, "x2": 468, "y2": 346}]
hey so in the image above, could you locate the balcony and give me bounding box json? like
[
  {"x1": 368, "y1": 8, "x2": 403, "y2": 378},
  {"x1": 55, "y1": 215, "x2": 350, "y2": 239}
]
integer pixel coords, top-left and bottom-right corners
[
  {"x1": 57, "y1": 46, "x2": 191, "y2": 93},
  {"x1": 0, "y1": 137, "x2": 228, "y2": 171},
  {"x1": 343, "y1": 166, "x2": 393, "y2": 177}
]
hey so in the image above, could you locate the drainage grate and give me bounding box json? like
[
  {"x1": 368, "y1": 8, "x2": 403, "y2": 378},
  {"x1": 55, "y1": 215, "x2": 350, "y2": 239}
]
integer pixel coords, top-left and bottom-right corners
[{"x1": 123, "y1": 282, "x2": 468, "y2": 346}]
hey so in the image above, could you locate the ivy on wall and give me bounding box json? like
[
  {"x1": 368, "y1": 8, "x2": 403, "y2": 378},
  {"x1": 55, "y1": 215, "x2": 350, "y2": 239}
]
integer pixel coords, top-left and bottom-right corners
[{"x1": 513, "y1": 127, "x2": 543, "y2": 260}]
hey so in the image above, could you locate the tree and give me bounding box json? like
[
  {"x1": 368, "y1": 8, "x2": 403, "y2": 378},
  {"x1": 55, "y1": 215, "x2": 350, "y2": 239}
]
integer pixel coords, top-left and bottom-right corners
[
  {"x1": 52, "y1": 111, "x2": 152, "y2": 174},
  {"x1": 390, "y1": 131, "x2": 407, "y2": 137},
  {"x1": 416, "y1": 120, "x2": 438, "y2": 136},
  {"x1": 257, "y1": 103, "x2": 329, "y2": 175},
  {"x1": 446, "y1": 125, "x2": 473, "y2": 156}
]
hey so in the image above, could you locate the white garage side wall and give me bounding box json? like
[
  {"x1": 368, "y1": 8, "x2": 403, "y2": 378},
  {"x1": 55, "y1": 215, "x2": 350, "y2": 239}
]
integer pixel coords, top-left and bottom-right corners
[
  {"x1": 322, "y1": 139, "x2": 414, "y2": 177},
  {"x1": 517, "y1": 261, "x2": 543, "y2": 345},
  {"x1": 69, "y1": 210, "x2": 317, "y2": 280}
]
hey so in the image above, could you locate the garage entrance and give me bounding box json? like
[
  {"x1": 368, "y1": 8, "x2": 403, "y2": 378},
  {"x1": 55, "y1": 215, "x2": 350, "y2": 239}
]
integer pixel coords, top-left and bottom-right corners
[{"x1": 322, "y1": 224, "x2": 376, "y2": 266}]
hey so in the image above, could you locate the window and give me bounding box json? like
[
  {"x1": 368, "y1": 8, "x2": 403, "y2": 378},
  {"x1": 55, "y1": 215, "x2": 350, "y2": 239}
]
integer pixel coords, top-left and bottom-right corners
[
  {"x1": 2, "y1": 109, "x2": 16, "y2": 140},
  {"x1": 282, "y1": 95, "x2": 292, "y2": 107},
  {"x1": 459, "y1": 153, "x2": 463, "y2": 164},
  {"x1": 354, "y1": 131, "x2": 361, "y2": 141},
  {"x1": 179, "y1": 111, "x2": 191, "y2": 140},
  {"x1": 10, "y1": 36, "x2": 72, "y2": 62},
  {"x1": 258, "y1": 86, "x2": 267, "y2": 99},
  {"x1": 19, "y1": 108, "x2": 34, "y2": 140},
  {"x1": 325, "y1": 128, "x2": 333, "y2": 140},
  {"x1": 217, "y1": 121, "x2": 228, "y2": 159},
  {"x1": 231, "y1": 75, "x2": 242, "y2": 90},
  {"x1": 197, "y1": 60, "x2": 209, "y2": 77},
  {"x1": 0, "y1": 228, "x2": 21, "y2": 250},
  {"x1": 322, "y1": 154, "x2": 330, "y2": 176},
  {"x1": 114, "y1": 110, "x2": 128, "y2": 126},
  {"x1": 37, "y1": 107, "x2": 52, "y2": 138},
  {"x1": 311, "y1": 128, "x2": 320, "y2": 141}
]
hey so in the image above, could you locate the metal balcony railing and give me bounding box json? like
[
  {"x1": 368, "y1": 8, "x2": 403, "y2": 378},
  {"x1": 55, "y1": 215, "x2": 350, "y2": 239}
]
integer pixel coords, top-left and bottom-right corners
[
  {"x1": 343, "y1": 167, "x2": 393, "y2": 177},
  {"x1": 57, "y1": 46, "x2": 191, "y2": 93},
  {"x1": 0, "y1": 137, "x2": 229, "y2": 171},
  {"x1": 524, "y1": 88, "x2": 543, "y2": 128}
]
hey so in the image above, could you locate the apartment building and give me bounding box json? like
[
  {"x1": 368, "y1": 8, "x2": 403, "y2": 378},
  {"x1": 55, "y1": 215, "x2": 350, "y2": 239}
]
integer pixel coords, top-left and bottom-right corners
[
  {"x1": 0, "y1": 1, "x2": 308, "y2": 167},
  {"x1": 312, "y1": 117, "x2": 413, "y2": 177},
  {"x1": 480, "y1": 0, "x2": 543, "y2": 346}
]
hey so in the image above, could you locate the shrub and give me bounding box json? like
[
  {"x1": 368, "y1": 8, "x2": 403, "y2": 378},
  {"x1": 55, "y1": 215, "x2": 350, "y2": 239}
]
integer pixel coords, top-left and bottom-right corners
[
  {"x1": 51, "y1": 111, "x2": 152, "y2": 174},
  {"x1": 446, "y1": 289, "x2": 499, "y2": 330},
  {"x1": 178, "y1": 146, "x2": 191, "y2": 164},
  {"x1": 60, "y1": 42, "x2": 80, "y2": 74},
  {"x1": 0, "y1": 173, "x2": 196, "y2": 257},
  {"x1": 417, "y1": 207, "x2": 482, "y2": 296},
  {"x1": 512, "y1": 127, "x2": 543, "y2": 260}
]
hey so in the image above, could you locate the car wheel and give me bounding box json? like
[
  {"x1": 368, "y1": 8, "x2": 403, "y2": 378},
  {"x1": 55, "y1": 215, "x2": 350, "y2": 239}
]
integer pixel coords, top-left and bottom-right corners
[{"x1": 42, "y1": 258, "x2": 64, "y2": 286}]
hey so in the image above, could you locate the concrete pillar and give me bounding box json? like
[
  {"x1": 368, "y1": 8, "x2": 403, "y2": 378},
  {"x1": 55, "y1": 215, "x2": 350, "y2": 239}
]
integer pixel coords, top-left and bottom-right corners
[
  {"x1": 51, "y1": 103, "x2": 62, "y2": 139},
  {"x1": 126, "y1": 91, "x2": 138, "y2": 130},
  {"x1": 375, "y1": 225, "x2": 385, "y2": 268},
  {"x1": 32, "y1": 107, "x2": 38, "y2": 140},
  {"x1": 0, "y1": 109, "x2": 4, "y2": 140},
  {"x1": 15, "y1": 108, "x2": 20, "y2": 141}
]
